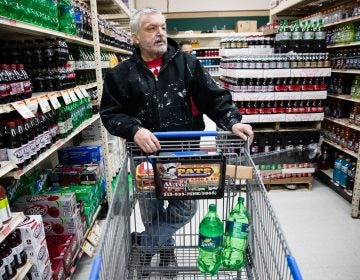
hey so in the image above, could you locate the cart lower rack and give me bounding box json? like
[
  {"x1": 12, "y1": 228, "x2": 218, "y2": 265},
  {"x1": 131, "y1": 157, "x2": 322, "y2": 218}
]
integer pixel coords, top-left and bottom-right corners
[{"x1": 90, "y1": 131, "x2": 302, "y2": 280}]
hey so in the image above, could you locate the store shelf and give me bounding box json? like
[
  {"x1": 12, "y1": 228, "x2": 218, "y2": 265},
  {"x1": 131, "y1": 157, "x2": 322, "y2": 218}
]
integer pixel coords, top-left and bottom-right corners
[
  {"x1": 0, "y1": 212, "x2": 26, "y2": 244},
  {"x1": 270, "y1": 0, "x2": 337, "y2": 17},
  {"x1": 15, "y1": 260, "x2": 33, "y2": 280},
  {"x1": 323, "y1": 138, "x2": 358, "y2": 158},
  {"x1": 99, "y1": 43, "x2": 132, "y2": 55},
  {"x1": 241, "y1": 112, "x2": 324, "y2": 123},
  {"x1": 331, "y1": 69, "x2": 360, "y2": 74},
  {"x1": 327, "y1": 41, "x2": 360, "y2": 49},
  {"x1": 0, "y1": 161, "x2": 18, "y2": 177},
  {"x1": 220, "y1": 48, "x2": 275, "y2": 57},
  {"x1": 203, "y1": 65, "x2": 220, "y2": 68},
  {"x1": 67, "y1": 202, "x2": 103, "y2": 279},
  {"x1": 6, "y1": 114, "x2": 100, "y2": 179},
  {"x1": 324, "y1": 116, "x2": 360, "y2": 132},
  {"x1": 327, "y1": 93, "x2": 360, "y2": 103},
  {"x1": 318, "y1": 168, "x2": 353, "y2": 202},
  {"x1": 231, "y1": 90, "x2": 327, "y2": 101},
  {"x1": 0, "y1": 82, "x2": 97, "y2": 114},
  {"x1": 197, "y1": 56, "x2": 221, "y2": 59},
  {"x1": 253, "y1": 127, "x2": 318, "y2": 132},
  {"x1": 324, "y1": 15, "x2": 360, "y2": 28},
  {"x1": 220, "y1": 68, "x2": 332, "y2": 78},
  {"x1": 193, "y1": 47, "x2": 220, "y2": 50}
]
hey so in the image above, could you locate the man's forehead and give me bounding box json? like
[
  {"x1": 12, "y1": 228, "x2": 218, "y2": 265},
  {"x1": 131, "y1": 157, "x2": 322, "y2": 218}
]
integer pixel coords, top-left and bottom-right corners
[{"x1": 140, "y1": 13, "x2": 166, "y2": 25}]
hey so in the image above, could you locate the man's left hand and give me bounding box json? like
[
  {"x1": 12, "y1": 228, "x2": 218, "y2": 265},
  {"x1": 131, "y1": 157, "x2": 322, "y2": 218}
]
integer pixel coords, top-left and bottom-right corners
[{"x1": 231, "y1": 123, "x2": 254, "y2": 144}]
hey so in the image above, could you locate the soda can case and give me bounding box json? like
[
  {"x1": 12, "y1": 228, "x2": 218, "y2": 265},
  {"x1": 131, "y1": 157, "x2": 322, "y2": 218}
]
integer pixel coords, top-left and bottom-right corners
[{"x1": 152, "y1": 153, "x2": 226, "y2": 200}]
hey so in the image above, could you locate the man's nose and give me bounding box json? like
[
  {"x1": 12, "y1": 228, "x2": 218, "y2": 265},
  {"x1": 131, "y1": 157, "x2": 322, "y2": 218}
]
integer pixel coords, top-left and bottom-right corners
[{"x1": 156, "y1": 27, "x2": 166, "y2": 35}]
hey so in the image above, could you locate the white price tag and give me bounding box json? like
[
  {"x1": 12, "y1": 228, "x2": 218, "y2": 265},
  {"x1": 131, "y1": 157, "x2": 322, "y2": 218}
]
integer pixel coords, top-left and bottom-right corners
[
  {"x1": 61, "y1": 91, "x2": 72, "y2": 105},
  {"x1": 74, "y1": 87, "x2": 84, "y2": 99},
  {"x1": 68, "y1": 90, "x2": 79, "y2": 102},
  {"x1": 25, "y1": 97, "x2": 39, "y2": 115},
  {"x1": 92, "y1": 222, "x2": 101, "y2": 237},
  {"x1": 82, "y1": 240, "x2": 95, "y2": 257},
  {"x1": 80, "y1": 88, "x2": 90, "y2": 98},
  {"x1": 37, "y1": 95, "x2": 51, "y2": 113},
  {"x1": 11, "y1": 101, "x2": 35, "y2": 119},
  {"x1": 48, "y1": 92, "x2": 61, "y2": 109},
  {"x1": 87, "y1": 230, "x2": 100, "y2": 246}
]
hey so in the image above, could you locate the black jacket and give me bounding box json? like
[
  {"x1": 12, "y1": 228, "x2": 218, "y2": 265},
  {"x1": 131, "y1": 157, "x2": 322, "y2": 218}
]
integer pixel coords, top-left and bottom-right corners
[{"x1": 100, "y1": 38, "x2": 242, "y2": 141}]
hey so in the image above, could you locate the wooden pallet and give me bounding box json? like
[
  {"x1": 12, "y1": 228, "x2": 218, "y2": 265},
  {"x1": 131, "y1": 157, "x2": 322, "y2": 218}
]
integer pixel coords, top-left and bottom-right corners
[{"x1": 262, "y1": 176, "x2": 313, "y2": 191}]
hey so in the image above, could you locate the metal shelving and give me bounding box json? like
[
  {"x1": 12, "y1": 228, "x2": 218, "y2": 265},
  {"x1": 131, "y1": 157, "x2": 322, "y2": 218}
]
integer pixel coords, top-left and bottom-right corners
[
  {"x1": 327, "y1": 93, "x2": 360, "y2": 103},
  {"x1": 324, "y1": 15, "x2": 360, "y2": 28},
  {"x1": 324, "y1": 116, "x2": 360, "y2": 132},
  {"x1": 270, "y1": 0, "x2": 360, "y2": 218}
]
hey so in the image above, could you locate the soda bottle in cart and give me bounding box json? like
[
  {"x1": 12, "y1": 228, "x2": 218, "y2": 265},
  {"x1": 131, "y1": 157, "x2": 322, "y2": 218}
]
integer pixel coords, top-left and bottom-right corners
[
  {"x1": 222, "y1": 197, "x2": 249, "y2": 270},
  {"x1": 198, "y1": 204, "x2": 223, "y2": 275}
]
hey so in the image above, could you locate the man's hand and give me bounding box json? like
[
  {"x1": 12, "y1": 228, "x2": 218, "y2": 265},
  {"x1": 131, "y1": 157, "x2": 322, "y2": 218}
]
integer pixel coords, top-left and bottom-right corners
[
  {"x1": 231, "y1": 123, "x2": 254, "y2": 144},
  {"x1": 134, "y1": 128, "x2": 161, "y2": 153}
]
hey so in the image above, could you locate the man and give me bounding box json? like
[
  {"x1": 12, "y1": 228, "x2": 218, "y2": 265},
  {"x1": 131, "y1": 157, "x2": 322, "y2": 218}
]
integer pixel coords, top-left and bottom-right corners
[
  {"x1": 100, "y1": 7, "x2": 253, "y2": 277},
  {"x1": 179, "y1": 40, "x2": 193, "y2": 55}
]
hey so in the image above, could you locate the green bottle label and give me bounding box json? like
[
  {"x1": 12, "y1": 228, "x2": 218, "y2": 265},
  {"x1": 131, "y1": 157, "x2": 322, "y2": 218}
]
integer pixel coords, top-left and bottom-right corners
[
  {"x1": 199, "y1": 234, "x2": 222, "y2": 252},
  {"x1": 225, "y1": 221, "x2": 249, "y2": 239}
]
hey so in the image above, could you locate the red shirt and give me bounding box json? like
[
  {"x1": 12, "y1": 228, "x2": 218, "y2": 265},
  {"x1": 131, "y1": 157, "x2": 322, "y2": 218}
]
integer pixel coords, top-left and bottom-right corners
[{"x1": 145, "y1": 57, "x2": 162, "y2": 76}]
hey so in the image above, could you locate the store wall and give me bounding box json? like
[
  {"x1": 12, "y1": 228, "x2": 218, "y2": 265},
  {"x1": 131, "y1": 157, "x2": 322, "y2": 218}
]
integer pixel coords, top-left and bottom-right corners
[
  {"x1": 166, "y1": 16, "x2": 269, "y2": 32},
  {"x1": 135, "y1": 0, "x2": 269, "y2": 12}
]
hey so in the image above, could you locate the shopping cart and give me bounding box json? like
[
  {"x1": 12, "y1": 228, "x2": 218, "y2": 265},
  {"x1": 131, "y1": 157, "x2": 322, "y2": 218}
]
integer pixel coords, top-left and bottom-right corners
[{"x1": 90, "y1": 131, "x2": 303, "y2": 280}]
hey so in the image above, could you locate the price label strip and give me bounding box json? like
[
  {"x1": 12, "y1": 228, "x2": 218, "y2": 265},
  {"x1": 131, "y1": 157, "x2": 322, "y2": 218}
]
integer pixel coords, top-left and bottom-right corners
[
  {"x1": 82, "y1": 240, "x2": 96, "y2": 257},
  {"x1": 61, "y1": 91, "x2": 72, "y2": 105},
  {"x1": 80, "y1": 87, "x2": 90, "y2": 98},
  {"x1": 11, "y1": 101, "x2": 35, "y2": 119},
  {"x1": 74, "y1": 87, "x2": 84, "y2": 99},
  {"x1": 68, "y1": 90, "x2": 79, "y2": 102},
  {"x1": 37, "y1": 95, "x2": 51, "y2": 113},
  {"x1": 48, "y1": 92, "x2": 61, "y2": 109},
  {"x1": 25, "y1": 97, "x2": 39, "y2": 115},
  {"x1": 87, "y1": 230, "x2": 100, "y2": 247},
  {"x1": 92, "y1": 222, "x2": 101, "y2": 237}
]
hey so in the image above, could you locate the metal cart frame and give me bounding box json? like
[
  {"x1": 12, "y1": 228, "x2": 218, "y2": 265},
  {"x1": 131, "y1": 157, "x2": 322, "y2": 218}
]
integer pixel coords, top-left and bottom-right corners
[{"x1": 90, "y1": 131, "x2": 302, "y2": 280}]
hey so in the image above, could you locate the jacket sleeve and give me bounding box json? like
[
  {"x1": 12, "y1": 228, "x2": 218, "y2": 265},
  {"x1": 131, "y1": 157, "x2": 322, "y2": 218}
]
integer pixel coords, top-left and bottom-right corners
[
  {"x1": 189, "y1": 58, "x2": 242, "y2": 131},
  {"x1": 100, "y1": 69, "x2": 141, "y2": 141}
]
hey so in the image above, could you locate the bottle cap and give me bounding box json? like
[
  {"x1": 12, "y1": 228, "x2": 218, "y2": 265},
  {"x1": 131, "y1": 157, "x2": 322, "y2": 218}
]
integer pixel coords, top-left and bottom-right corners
[
  {"x1": 238, "y1": 197, "x2": 245, "y2": 204},
  {"x1": 209, "y1": 204, "x2": 216, "y2": 211}
]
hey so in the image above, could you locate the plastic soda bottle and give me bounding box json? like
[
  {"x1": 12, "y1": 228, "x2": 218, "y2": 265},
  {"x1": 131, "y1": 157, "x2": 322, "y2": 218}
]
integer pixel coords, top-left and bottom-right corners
[
  {"x1": 198, "y1": 204, "x2": 224, "y2": 275},
  {"x1": 333, "y1": 154, "x2": 345, "y2": 184},
  {"x1": 222, "y1": 197, "x2": 249, "y2": 270}
]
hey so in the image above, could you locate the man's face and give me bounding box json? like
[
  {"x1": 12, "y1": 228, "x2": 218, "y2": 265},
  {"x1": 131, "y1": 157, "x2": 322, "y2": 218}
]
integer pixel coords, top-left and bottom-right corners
[
  {"x1": 132, "y1": 13, "x2": 167, "y2": 60},
  {"x1": 181, "y1": 44, "x2": 193, "y2": 54}
]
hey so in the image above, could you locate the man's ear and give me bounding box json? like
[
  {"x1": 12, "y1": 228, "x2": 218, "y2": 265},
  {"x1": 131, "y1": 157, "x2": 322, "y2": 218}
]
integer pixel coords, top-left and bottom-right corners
[{"x1": 132, "y1": 33, "x2": 139, "y2": 45}]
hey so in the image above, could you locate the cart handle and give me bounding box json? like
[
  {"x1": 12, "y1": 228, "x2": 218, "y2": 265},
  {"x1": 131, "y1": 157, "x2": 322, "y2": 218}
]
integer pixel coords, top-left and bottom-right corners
[
  {"x1": 153, "y1": 131, "x2": 230, "y2": 138},
  {"x1": 89, "y1": 256, "x2": 102, "y2": 280},
  {"x1": 287, "y1": 255, "x2": 303, "y2": 280}
]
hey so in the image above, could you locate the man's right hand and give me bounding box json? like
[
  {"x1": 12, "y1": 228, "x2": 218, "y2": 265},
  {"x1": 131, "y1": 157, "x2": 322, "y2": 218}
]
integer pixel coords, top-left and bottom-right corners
[{"x1": 134, "y1": 128, "x2": 161, "y2": 153}]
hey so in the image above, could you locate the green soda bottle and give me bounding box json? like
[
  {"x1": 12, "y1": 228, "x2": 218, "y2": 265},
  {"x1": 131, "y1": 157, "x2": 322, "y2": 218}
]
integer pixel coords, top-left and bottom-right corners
[
  {"x1": 198, "y1": 204, "x2": 223, "y2": 275},
  {"x1": 222, "y1": 197, "x2": 249, "y2": 270}
]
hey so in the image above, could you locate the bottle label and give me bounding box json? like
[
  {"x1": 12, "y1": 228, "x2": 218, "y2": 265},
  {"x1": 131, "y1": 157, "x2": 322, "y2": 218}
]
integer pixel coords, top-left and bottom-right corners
[
  {"x1": 225, "y1": 221, "x2": 249, "y2": 239},
  {"x1": 23, "y1": 143, "x2": 31, "y2": 160},
  {"x1": 282, "y1": 32, "x2": 291, "y2": 40},
  {"x1": 44, "y1": 131, "x2": 52, "y2": 145},
  {"x1": 0, "y1": 265, "x2": 5, "y2": 279},
  {"x1": 12, "y1": 242, "x2": 25, "y2": 265},
  {"x1": 292, "y1": 31, "x2": 302, "y2": 40},
  {"x1": 7, "y1": 147, "x2": 24, "y2": 164},
  {"x1": 315, "y1": 31, "x2": 325, "y2": 40},
  {"x1": 58, "y1": 121, "x2": 67, "y2": 134},
  {"x1": 2, "y1": 254, "x2": 15, "y2": 276},
  {"x1": 303, "y1": 32, "x2": 314, "y2": 40},
  {"x1": 29, "y1": 139, "x2": 37, "y2": 156},
  {"x1": 199, "y1": 234, "x2": 222, "y2": 252},
  {"x1": 39, "y1": 133, "x2": 46, "y2": 149}
]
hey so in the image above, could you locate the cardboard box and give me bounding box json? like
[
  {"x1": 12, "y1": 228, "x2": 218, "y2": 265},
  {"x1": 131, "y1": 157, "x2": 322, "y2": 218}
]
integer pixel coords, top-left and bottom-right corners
[
  {"x1": 27, "y1": 258, "x2": 53, "y2": 280},
  {"x1": 12, "y1": 194, "x2": 77, "y2": 219},
  {"x1": 17, "y1": 215, "x2": 46, "y2": 247},
  {"x1": 51, "y1": 259, "x2": 66, "y2": 280},
  {"x1": 226, "y1": 165, "x2": 253, "y2": 179},
  {"x1": 26, "y1": 238, "x2": 50, "y2": 274},
  {"x1": 236, "y1": 20, "x2": 257, "y2": 32}
]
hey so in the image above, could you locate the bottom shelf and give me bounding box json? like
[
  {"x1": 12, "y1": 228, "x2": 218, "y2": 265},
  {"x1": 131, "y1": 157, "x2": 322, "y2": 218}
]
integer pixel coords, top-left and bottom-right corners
[
  {"x1": 67, "y1": 200, "x2": 104, "y2": 279},
  {"x1": 317, "y1": 169, "x2": 353, "y2": 202},
  {"x1": 262, "y1": 176, "x2": 313, "y2": 190}
]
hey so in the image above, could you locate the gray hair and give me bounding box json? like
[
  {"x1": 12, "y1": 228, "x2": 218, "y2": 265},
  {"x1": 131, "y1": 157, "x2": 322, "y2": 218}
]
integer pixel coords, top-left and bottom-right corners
[{"x1": 130, "y1": 7, "x2": 165, "y2": 35}]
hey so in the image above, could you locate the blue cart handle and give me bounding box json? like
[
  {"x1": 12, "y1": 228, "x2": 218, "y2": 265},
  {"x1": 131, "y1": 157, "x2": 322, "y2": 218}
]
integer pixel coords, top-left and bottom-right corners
[
  {"x1": 153, "y1": 131, "x2": 226, "y2": 138},
  {"x1": 89, "y1": 256, "x2": 102, "y2": 280},
  {"x1": 286, "y1": 255, "x2": 303, "y2": 280}
]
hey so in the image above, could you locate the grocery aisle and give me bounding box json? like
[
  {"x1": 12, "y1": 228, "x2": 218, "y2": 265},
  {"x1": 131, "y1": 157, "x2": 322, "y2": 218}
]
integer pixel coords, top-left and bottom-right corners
[{"x1": 268, "y1": 179, "x2": 360, "y2": 280}]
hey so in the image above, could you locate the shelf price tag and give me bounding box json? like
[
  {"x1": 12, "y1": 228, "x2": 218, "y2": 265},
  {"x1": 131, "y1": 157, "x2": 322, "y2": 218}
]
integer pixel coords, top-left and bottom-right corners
[
  {"x1": 37, "y1": 95, "x2": 51, "y2": 113},
  {"x1": 92, "y1": 222, "x2": 101, "y2": 237},
  {"x1": 25, "y1": 97, "x2": 39, "y2": 115},
  {"x1": 48, "y1": 92, "x2": 61, "y2": 109},
  {"x1": 82, "y1": 240, "x2": 95, "y2": 257},
  {"x1": 11, "y1": 101, "x2": 35, "y2": 119},
  {"x1": 61, "y1": 91, "x2": 72, "y2": 105},
  {"x1": 80, "y1": 87, "x2": 90, "y2": 98},
  {"x1": 68, "y1": 90, "x2": 78, "y2": 102},
  {"x1": 74, "y1": 87, "x2": 84, "y2": 99}
]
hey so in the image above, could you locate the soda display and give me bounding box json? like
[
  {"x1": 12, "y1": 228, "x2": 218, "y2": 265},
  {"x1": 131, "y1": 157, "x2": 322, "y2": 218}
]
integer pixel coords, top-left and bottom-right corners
[
  {"x1": 6, "y1": 229, "x2": 27, "y2": 269},
  {"x1": 0, "y1": 184, "x2": 11, "y2": 226},
  {"x1": 222, "y1": 197, "x2": 249, "y2": 270},
  {"x1": 198, "y1": 204, "x2": 223, "y2": 275},
  {"x1": 220, "y1": 36, "x2": 274, "y2": 49}
]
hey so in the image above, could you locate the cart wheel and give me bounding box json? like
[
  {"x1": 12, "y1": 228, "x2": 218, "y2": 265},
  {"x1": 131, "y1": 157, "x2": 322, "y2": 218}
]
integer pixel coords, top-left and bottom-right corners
[{"x1": 284, "y1": 184, "x2": 297, "y2": 190}]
